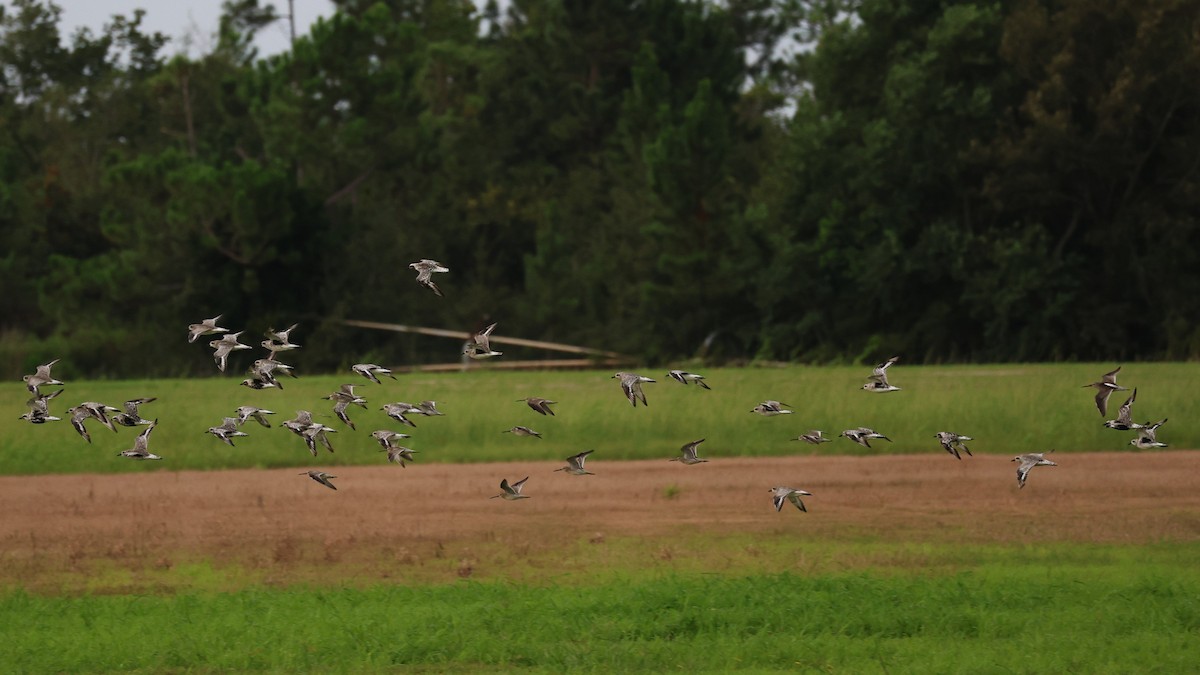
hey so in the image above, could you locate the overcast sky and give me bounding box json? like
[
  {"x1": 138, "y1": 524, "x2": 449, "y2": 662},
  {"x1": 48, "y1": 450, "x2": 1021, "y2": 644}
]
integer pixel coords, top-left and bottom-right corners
[{"x1": 52, "y1": 0, "x2": 336, "y2": 57}]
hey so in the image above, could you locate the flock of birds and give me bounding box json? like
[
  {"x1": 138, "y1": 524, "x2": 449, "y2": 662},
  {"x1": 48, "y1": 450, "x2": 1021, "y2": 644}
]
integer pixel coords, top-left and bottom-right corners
[{"x1": 16, "y1": 260, "x2": 1172, "y2": 512}]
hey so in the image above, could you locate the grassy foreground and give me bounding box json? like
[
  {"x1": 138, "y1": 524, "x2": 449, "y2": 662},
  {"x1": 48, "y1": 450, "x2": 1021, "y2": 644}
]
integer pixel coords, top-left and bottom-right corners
[
  {"x1": 3, "y1": 363, "x2": 1196, "y2": 474},
  {"x1": 4, "y1": 542, "x2": 1198, "y2": 673}
]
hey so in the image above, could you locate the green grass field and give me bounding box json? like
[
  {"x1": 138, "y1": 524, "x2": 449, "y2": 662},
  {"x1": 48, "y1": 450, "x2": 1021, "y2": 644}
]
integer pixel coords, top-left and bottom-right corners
[
  {"x1": 4, "y1": 540, "x2": 1198, "y2": 672},
  {"x1": 3, "y1": 363, "x2": 1195, "y2": 474}
]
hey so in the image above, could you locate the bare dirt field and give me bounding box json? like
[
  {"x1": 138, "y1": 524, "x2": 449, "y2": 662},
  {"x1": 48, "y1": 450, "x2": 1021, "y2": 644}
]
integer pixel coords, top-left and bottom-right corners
[{"x1": 3, "y1": 451, "x2": 1199, "y2": 591}]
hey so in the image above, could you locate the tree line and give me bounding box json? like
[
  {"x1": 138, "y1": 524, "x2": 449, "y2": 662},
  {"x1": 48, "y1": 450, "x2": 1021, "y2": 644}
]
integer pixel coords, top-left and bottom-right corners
[{"x1": 2, "y1": 0, "x2": 1197, "y2": 378}]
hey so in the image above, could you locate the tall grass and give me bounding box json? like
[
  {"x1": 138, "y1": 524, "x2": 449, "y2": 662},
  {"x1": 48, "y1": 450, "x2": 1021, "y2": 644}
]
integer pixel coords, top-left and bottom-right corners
[
  {"x1": 2, "y1": 363, "x2": 1195, "y2": 474},
  {"x1": 4, "y1": 548, "x2": 1198, "y2": 672}
]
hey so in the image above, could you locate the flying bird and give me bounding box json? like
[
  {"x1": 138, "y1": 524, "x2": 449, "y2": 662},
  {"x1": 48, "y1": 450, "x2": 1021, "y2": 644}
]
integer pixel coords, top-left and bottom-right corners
[
  {"x1": 352, "y1": 363, "x2": 395, "y2": 384},
  {"x1": 793, "y1": 430, "x2": 832, "y2": 445},
  {"x1": 612, "y1": 372, "x2": 654, "y2": 407},
  {"x1": 463, "y1": 322, "x2": 502, "y2": 359},
  {"x1": 862, "y1": 356, "x2": 901, "y2": 393},
  {"x1": 234, "y1": 406, "x2": 276, "y2": 428},
  {"x1": 1130, "y1": 419, "x2": 1168, "y2": 450},
  {"x1": 23, "y1": 359, "x2": 63, "y2": 395},
  {"x1": 490, "y1": 476, "x2": 531, "y2": 500},
  {"x1": 840, "y1": 427, "x2": 891, "y2": 448},
  {"x1": 207, "y1": 417, "x2": 249, "y2": 446},
  {"x1": 371, "y1": 430, "x2": 412, "y2": 449},
  {"x1": 1012, "y1": 451, "x2": 1057, "y2": 488},
  {"x1": 503, "y1": 426, "x2": 542, "y2": 438},
  {"x1": 409, "y1": 259, "x2": 449, "y2": 296},
  {"x1": 301, "y1": 470, "x2": 338, "y2": 490},
  {"x1": 382, "y1": 445, "x2": 419, "y2": 467},
  {"x1": 1103, "y1": 389, "x2": 1143, "y2": 431},
  {"x1": 210, "y1": 332, "x2": 252, "y2": 372},
  {"x1": 1083, "y1": 366, "x2": 1127, "y2": 417},
  {"x1": 117, "y1": 420, "x2": 163, "y2": 460},
  {"x1": 667, "y1": 370, "x2": 710, "y2": 389},
  {"x1": 554, "y1": 450, "x2": 595, "y2": 476},
  {"x1": 187, "y1": 315, "x2": 228, "y2": 343},
  {"x1": 20, "y1": 390, "x2": 63, "y2": 424},
  {"x1": 519, "y1": 397, "x2": 556, "y2": 416},
  {"x1": 751, "y1": 400, "x2": 792, "y2": 416},
  {"x1": 670, "y1": 439, "x2": 708, "y2": 465},
  {"x1": 769, "y1": 486, "x2": 812, "y2": 512},
  {"x1": 111, "y1": 397, "x2": 157, "y2": 427},
  {"x1": 934, "y1": 431, "x2": 973, "y2": 460}
]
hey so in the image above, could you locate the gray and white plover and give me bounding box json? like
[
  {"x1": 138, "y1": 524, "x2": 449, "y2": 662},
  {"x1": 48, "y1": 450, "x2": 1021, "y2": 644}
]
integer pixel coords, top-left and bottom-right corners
[
  {"x1": 67, "y1": 406, "x2": 94, "y2": 442},
  {"x1": 352, "y1": 363, "x2": 395, "y2": 384},
  {"x1": 301, "y1": 423, "x2": 338, "y2": 456},
  {"x1": 188, "y1": 315, "x2": 229, "y2": 343},
  {"x1": 935, "y1": 431, "x2": 973, "y2": 460},
  {"x1": 409, "y1": 259, "x2": 449, "y2": 297},
  {"x1": 77, "y1": 401, "x2": 120, "y2": 433},
  {"x1": 1103, "y1": 389, "x2": 1143, "y2": 431},
  {"x1": 751, "y1": 400, "x2": 793, "y2": 416},
  {"x1": 670, "y1": 439, "x2": 708, "y2": 465},
  {"x1": 491, "y1": 476, "x2": 531, "y2": 500},
  {"x1": 613, "y1": 372, "x2": 655, "y2": 407},
  {"x1": 381, "y1": 402, "x2": 421, "y2": 428},
  {"x1": 1130, "y1": 419, "x2": 1168, "y2": 450},
  {"x1": 20, "y1": 390, "x2": 62, "y2": 424},
  {"x1": 210, "y1": 332, "x2": 252, "y2": 372},
  {"x1": 769, "y1": 486, "x2": 812, "y2": 512},
  {"x1": 861, "y1": 356, "x2": 901, "y2": 393},
  {"x1": 301, "y1": 470, "x2": 338, "y2": 490},
  {"x1": 1012, "y1": 451, "x2": 1057, "y2": 488},
  {"x1": 840, "y1": 427, "x2": 891, "y2": 448},
  {"x1": 519, "y1": 397, "x2": 556, "y2": 416},
  {"x1": 111, "y1": 398, "x2": 157, "y2": 427},
  {"x1": 668, "y1": 370, "x2": 711, "y2": 389},
  {"x1": 263, "y1": 323, "x2": 300, "y2": 346},
  {"x1": 23, "y1": 359, "x2": 63, "y2": 395},
  {"x1": 555, "y1": 450, "x2": 595, "y2": 475},
  {"x1": 235, "y1": 405, "x2": 276, "y2": 428},
  {"x1": 463, "y1": 322, "x2": 502, "y2": 359},
  {"x1": 118, "y1": 420, "x2": 162, "y2": 460},
  {"x1": 207, "y1": 417, "x2": 250, "y2": 446},
  {"x1": 503, "y1": 426, "x2": 542, "y2": 438},
  {"x1": 793, "y1": 430, "x2": 832, "y2": 445},
  {"x1": 416, "y1": 400, "x2": 443, "y2": 416},
  {"x1": 1083, "y1": 366, "x2": 1127, "y2": 416},
  {"x1": 382, "y1": 445, "x2": 419, "y2": 467},
  {"x1": 371, "y1": 430, "x2": 412, "y2": 449}
]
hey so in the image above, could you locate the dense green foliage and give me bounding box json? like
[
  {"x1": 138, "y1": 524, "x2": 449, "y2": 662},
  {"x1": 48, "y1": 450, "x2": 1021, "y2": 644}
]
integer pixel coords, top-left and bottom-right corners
[
  {"x1": 3, "y1": 0, "x2": 1199, "y2": 377},
  {"x1": 1, "y1": 364, "x2": 1195, "y2": 474},
  {"x1": 5, "y1": 542, "x2": 1199, "y2": 671}
]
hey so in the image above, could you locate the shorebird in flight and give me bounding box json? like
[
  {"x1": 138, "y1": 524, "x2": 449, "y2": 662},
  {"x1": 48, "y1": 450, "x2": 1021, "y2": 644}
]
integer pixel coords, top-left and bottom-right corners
[
  {"x1": 555, "y1": 450, "x2": 595, "y2": 475},
  {"x1": 118, "y1": 420, "x2": 163, "y2": 460},
  {"x1": 1012, "y1": 451, "x2": 1057, "y2": 488},
  {"x1": 210, "y1": 332, "x2": 252, "y2": 372},
  {"x1": 371, "y1": 430, "x2": 412, "y2": 449},
  {"x1": 382, "y1": 402, "x2": 421, "y2": 428},
  {"x1": 935, "y1": 432, "x2": 973, "y2": 460},
  {"x1": 862, "y1": 356, "x2": 901, "y2": 393},
  {"x1": 111, "y1": 398, "x2": 157, "y2": 427},
  {"x1": 612, "y1": 372, "x2": 654, "y2": 407},
  {"x1": 770, "y1": 486, "x2": 812, "y2": 512},
  {"x1": 352, "y1": 363, "x2": 395, "y2": 384},
  {"x1": 20, "y1": 390, "x2": 62, "y2": 424},
  {"x1": 187, "y1": 315, "x2": 228, "y2": 343},
  {"x1": 503, "y1": 426, "x2": 542, "y2": 438},
  {"x1": 409, "y1": 259, "x2": 449, "y2": 297},
  {"x1": 519, "y1": 397, "x2": 556, "y2": 416},
  {"x1": 751, "y1": 400, "x2": 792, "y2": 416},
  {"x1": 463, "y1": 322, "x2": 502, "y2": 359},
  {"x1": 793, "y1": 430, "x2": 832, "y2": 445},
  {"x1": 840, "y1": 427, "x2": 891, "y2": 448},
  {"x1": 1083, "y1": 366, "x2": 1127, "y2": 417},
  {"x1": 491, "y1": 476, "x2": 530, "y2": 500},
  {"x1": 382, "y1": 445, "x2": 419, "y2": 467},
  {"x1": 1130, "y1": 419, "x2": 1168, "y2": 450},
  {"x1": 235, "y1": 406, "x2": 276, "y2": 428},
  {"x1": 1103, "y1": 389, "x2": 1143, "y2": 431},
  {"x1": 301, "y1": 470, "x2": 338, "y2": 490},
  {"x1": 23, "y1": 359, "x2": 63, "y2": 395},
  {"x1": 207, "y1": 417, "x2": 249, "y2": 446},
  {"x1": 668, "y1": 370, "x2": 710, "y2": 389},
  {"x1": 670, "y1": 439, "x2": 708, "y2": 465}
]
